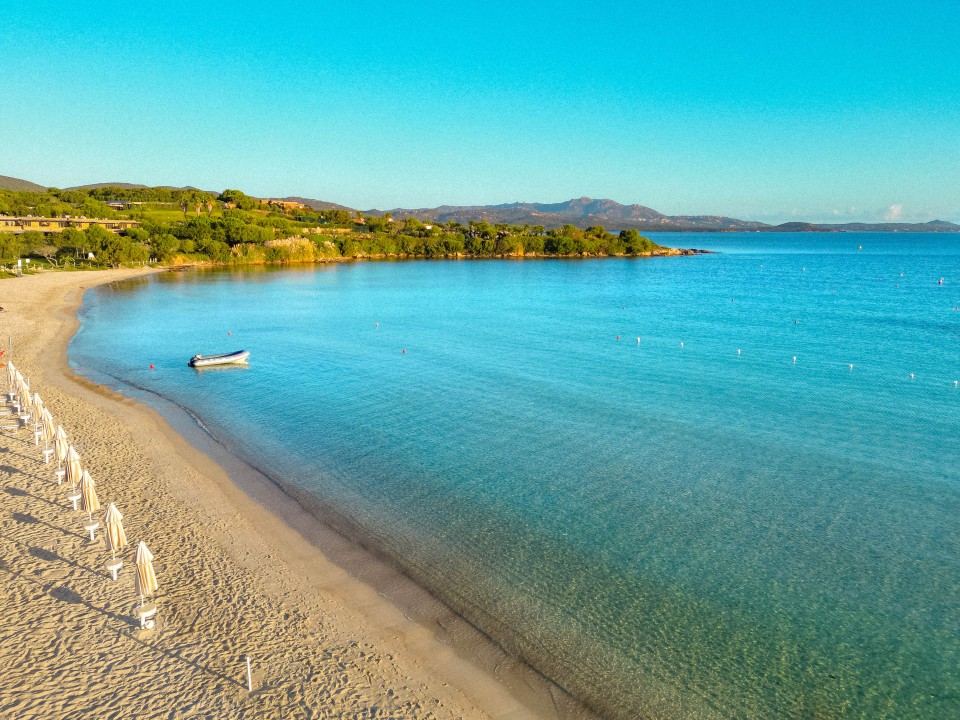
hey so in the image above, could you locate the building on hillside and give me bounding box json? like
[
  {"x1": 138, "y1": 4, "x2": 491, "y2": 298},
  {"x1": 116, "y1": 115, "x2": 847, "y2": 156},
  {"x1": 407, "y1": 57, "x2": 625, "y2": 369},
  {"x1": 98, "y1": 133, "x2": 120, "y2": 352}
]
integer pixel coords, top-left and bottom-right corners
[
  {"x1": 0, "y1": 216, "x2": 141, "y2": 234},
  {"x1": 259, "y1": 199, "x2": 306, "y2": 211}
]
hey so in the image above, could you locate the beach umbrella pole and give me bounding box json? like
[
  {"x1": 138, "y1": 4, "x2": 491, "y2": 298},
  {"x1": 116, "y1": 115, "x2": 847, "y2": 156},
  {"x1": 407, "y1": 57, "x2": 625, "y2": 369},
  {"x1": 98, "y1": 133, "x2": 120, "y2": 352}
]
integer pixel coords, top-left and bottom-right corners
[
  {"x1": 246, "y1": 656, "x2": 253, "y2": 692},
  {"x1": 82, "y1": 511, "x2": 98, "y2": 541},
  {"x1": 106, "y1": 554, "x2": 122, "y2": 581}
]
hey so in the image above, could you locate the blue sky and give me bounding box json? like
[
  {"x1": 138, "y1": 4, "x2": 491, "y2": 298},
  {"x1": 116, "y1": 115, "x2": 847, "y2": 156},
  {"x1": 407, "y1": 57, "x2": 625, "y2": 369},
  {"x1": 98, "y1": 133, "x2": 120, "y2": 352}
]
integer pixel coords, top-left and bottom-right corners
[{"x1": 1, "y1": 1, "x2": 958, "y2": 223}]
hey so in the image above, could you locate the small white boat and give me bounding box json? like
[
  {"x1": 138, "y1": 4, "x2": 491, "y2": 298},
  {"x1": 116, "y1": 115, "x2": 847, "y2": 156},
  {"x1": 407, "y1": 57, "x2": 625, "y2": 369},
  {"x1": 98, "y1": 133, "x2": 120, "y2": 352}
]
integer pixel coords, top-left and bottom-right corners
[{"x1": 188, "y1": 350, "x2": 249, "y2": 368}]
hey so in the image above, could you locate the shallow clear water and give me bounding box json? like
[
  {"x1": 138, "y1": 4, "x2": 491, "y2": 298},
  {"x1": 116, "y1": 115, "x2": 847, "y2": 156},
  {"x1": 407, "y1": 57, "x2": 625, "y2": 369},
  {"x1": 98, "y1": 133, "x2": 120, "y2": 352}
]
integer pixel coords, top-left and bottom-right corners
[{"x1": 71, "y1": 234, "x2": 960, "y2": 718}]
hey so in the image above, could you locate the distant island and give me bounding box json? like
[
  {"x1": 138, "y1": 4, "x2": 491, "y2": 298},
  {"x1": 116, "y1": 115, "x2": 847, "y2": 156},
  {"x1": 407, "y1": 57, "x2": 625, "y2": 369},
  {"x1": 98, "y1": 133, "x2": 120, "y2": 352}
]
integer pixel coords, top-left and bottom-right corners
[{"x1": 0, "y1": 173, "x2": 956, "y2": 273}]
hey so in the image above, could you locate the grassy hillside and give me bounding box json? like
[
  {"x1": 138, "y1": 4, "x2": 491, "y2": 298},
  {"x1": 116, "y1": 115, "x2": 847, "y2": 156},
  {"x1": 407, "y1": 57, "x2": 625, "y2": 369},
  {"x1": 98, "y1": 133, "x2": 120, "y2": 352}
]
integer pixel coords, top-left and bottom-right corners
[
  {"x1": 0, "y1": 184, "x2": 671, "y2": 270},
  {"x1": 0, "y1": 175, "x2": 46, "y2": 193}
]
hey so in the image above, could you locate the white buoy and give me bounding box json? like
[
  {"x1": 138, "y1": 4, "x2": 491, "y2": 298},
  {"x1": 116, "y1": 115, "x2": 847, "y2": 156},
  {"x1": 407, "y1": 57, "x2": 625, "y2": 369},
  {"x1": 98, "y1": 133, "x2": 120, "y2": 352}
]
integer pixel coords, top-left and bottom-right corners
[
  {"x1": 737, "y1": 348, "x2": 741, "y2": 356},
  {"x1": 680, "y1": 342, "x2": 684, "y2": 348},
  {"x1": 849, "y1": 363, "x2": 854, "y2": 370},
  {"x1": 909, "y1": 373, "x2": 915, "y2": 379},
  {"x1": 636, "y1": 337, "x2": 641, "y2": 343},
  {"x1": 793, "y1": 356, "x2": 797, "y2": 364}
]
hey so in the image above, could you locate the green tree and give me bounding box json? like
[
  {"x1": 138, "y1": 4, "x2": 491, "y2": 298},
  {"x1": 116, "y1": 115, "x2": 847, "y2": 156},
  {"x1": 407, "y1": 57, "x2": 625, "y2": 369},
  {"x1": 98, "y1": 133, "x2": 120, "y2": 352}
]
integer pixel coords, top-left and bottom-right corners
[
  {"x1": 217, "y1": 189, "x2": 257, "y2": 210},
  {"x1": 19, "y1": 230, "x2": 46, "y2": 255},
  {"x1": 0, "y1": 234, "x2": 24, "y2": 262},
  {"x1": 150, "y1": 233, "x2": 180, "y2": 261}
]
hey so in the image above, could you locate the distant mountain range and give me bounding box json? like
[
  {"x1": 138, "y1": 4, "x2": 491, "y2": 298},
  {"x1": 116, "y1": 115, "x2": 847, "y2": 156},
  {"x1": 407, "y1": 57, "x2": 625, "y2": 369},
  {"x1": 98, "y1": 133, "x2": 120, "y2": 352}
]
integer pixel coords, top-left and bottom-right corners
[
  {"x1": 2, "y1": 174, "x2": 957, "y2": 232},
  {"x1": 65, "y1": 181, "x2": 216, "y2": 193},
  {"x1": 292, "y1": 195, "x2": 960, "y2": 233}
]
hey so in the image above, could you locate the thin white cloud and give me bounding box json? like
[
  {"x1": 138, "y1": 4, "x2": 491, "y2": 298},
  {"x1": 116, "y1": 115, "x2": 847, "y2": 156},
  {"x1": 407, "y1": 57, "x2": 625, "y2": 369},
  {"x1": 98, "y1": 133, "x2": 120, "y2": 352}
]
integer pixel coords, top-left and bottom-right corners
[{"x1": 884, "y1": 204, "x2": 903, "y2": 221}]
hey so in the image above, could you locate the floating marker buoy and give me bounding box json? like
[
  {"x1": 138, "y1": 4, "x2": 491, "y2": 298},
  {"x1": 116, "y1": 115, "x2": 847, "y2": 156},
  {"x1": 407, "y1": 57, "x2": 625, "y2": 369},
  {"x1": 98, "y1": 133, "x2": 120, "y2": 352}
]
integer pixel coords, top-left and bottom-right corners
[
  {"x1": 954, "y1": 380, "x2": 958, "y2": 387},
  {"x1": 737, "y1": 348, "x2": 741, "y2": 356},
  {"x1": 149, "y1": 364, "x2": 154, "y2": 370},
  {"x1": 909, "y1": 373, "x2": 915, "y2": 379},
  {"x1": 680, "y1": 342, "x2": 684, "y2": 348},
  {"x1": 375, "y1": 323, "x2": 379, "y2": 327},
  {"x1": 793, "y1": 356, "x2": 797, "y2": 364},
  {"x1": 939, "y1": 278, "x2": 944, "y2": 285},
  {"x1": 228, "y1": 331, "x2": 232, "y2": 336},
  {"x1": 636, "y1": 337, "x2": 641, "y2": 343},
  {"x1": 402, "y1": 349, "x2": 406, "y2": 354},
  {"x1": 616, "y1": 335, "x2": 620, "y2": 340},
  {"x1": 858, "y1": 245, "x2": 862, "y2": 250},
  {"x1": 849, "y1": 364, "x2": 854, "y2": 370}
]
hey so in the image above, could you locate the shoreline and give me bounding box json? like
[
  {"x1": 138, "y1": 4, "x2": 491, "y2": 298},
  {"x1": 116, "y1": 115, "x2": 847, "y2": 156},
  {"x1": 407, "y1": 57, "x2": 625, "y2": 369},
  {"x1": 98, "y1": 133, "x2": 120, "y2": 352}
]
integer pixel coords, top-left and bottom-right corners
[{"x1": 1, "y1": 269, "x2": 596, "y2": 719}]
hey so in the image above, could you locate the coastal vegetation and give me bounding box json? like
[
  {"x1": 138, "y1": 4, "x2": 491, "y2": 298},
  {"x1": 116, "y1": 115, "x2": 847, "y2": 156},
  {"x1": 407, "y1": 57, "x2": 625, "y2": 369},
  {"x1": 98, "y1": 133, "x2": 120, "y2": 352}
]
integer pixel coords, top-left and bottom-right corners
[{"x1": 0, "y1": 186, "x2": 673, "y2": 271}]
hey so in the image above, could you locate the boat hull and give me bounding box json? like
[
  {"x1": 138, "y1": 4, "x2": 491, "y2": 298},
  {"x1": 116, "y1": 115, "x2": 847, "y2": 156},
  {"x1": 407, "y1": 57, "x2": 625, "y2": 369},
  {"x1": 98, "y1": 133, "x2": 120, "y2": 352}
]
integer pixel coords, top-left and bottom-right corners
[{"x1": 188, "y1": 350, "x2": 249, "y2": 368}]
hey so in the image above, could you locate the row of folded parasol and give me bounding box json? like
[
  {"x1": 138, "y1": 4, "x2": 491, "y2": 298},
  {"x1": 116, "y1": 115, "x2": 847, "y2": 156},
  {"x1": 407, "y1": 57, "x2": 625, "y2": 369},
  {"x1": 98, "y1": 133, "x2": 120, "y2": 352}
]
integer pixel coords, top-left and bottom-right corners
[{"x1": 5, "y1": 360, "x2": 160, "y2": 629}]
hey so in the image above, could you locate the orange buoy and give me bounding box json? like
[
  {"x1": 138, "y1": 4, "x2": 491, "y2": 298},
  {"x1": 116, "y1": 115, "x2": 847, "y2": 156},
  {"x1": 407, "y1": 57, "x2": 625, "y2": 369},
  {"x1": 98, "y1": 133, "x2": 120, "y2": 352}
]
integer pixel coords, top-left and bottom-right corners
[{"x1": 149, "y1": 364, "x2": 154, "y2": 370}]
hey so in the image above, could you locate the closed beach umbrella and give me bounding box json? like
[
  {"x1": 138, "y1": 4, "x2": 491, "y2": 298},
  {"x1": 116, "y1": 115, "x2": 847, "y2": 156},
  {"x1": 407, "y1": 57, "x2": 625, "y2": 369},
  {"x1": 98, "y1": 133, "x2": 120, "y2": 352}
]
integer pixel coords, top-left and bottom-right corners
[
  {"x1": 134, "y1": 541, "x2": 159, "y2": 605},
  {"x1": 79, "y1": 470, "x2": 100, "y2": 518},
  {"x1": 79, "y1": 469, "x2": 100, "y2": 541},
  {"x1": 104, "y1": 503, "x2": 127, "y2": 558},
  {"x1": 104, "y1": 503, "x2": 127, "y2": 580},
  {"x1": 6, "y1": 361, "x2": 14, "y2": 394},
  {"x1": 55, "y1": 427, "x2": 69, "y2": 475},
  {"x1": 41, "y1": 407, "x2": 55, "y2": 443},
  {"x1": 31, "y1": 393, "x2": 44, "y2": 442},
  {"x1": 17, "y1": 375, "x2": 31, "y2": 415},
  {"x1": 65, "y1": 445, "x2": 82, "y2": 489},
  {"x1": 18, "y1": 374, "x2": 29, "y2": 402}
]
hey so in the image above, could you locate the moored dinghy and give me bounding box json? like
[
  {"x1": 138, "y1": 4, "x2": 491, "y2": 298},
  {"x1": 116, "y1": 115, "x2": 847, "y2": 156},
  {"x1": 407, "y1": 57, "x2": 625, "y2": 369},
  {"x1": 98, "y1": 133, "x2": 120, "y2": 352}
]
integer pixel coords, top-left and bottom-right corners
[{"x1": 188, "y1": 350, "x2": 250, "y2": 368}]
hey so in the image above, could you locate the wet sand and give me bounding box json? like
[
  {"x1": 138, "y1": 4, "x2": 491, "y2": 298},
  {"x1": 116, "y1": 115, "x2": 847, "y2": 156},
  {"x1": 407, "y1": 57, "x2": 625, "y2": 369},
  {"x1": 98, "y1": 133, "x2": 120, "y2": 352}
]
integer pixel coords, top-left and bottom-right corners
[{"x1": 0, "y1": 269, "x2": 592, "y2": 719}]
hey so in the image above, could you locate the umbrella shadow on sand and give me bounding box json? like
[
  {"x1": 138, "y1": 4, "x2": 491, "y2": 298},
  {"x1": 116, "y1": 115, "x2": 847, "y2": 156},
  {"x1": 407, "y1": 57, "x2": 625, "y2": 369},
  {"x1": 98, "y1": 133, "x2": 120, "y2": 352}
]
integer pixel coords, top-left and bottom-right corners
[
  {"x1": 2, "y1": 466, "x2": 56, "y2": 483},
  {"x1": 0, "y1": 435, "x2": 42, "y2": 464},
  {"x1": 12, "y1": 511, "x2": 85, "y2": 540},
  {"x1": 6, "y1": 484, "x2": 64, "y2": 510},
  {"x1": 26, "y1": 544, "x2": 107, "y2": 581},
  {"x1": 0, "y1": 561, "x2": 245, "y2": 688}
]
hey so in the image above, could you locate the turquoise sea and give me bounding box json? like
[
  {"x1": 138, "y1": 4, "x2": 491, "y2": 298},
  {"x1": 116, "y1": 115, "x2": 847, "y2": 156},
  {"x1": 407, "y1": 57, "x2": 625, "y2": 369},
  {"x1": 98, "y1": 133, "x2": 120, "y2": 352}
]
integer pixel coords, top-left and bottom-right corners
[{"x1": 71, "y1": 233, "x2": 960, "y2": 719}]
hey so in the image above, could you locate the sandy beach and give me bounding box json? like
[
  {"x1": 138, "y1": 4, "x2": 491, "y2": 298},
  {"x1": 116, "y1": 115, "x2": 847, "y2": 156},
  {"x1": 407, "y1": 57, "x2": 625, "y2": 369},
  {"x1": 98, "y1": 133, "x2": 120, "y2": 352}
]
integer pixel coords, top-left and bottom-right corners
[{"x1": 0, "y1": 269, "x2": 589, "y2": 720}]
